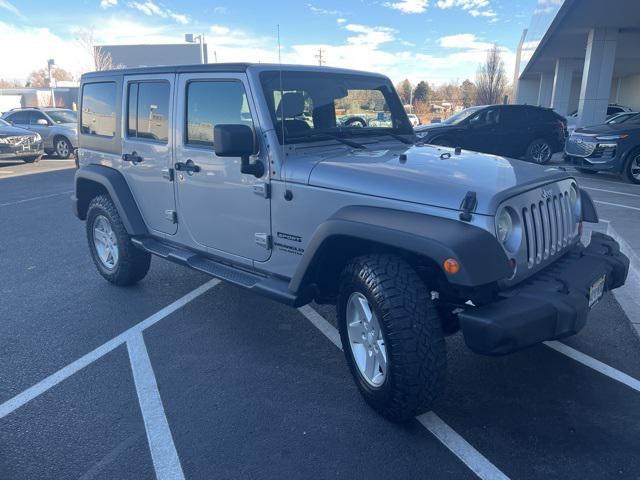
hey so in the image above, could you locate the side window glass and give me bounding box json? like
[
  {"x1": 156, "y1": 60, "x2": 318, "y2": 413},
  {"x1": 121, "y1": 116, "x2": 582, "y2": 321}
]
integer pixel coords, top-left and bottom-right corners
[
  {"x1": 7, "y1": 111, "x2": 29, "y2": 124},
  {"x1": 127, "y1": 82, "x2": 170, "y2": 143},
  {"x1": 186, "y1": 81, "x2": 253, "y2": 148},
  {"x1": 29, "y1": 112, "x2": 47, "y2": 125},
  {"x1": 81, "y1": 82, "x2": 117, "y2": 137}
]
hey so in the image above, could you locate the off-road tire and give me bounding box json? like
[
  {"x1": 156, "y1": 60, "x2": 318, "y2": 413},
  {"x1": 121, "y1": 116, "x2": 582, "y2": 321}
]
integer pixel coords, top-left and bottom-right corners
[
  {"x1": 21, "y1": 156, "x2": 40, "y2": 163},
  {"x1": 337, "y1": 254, "x2": 446, "y2": 422},
  {"x1": 86, "y1": 194, "x2": 151, "y2": 285}
]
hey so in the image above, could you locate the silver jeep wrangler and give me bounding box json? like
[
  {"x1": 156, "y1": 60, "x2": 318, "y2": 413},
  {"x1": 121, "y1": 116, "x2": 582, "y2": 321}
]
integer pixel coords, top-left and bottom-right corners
[{"x1": 73, "y1": 64, "x2": 629, "y2": 422}]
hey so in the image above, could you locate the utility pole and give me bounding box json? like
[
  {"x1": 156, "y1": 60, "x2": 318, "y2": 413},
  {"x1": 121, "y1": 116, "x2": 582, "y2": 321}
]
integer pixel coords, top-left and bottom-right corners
[
  {"x1": 315, "y1": 48, "x2": 325, "y2": 66},
  {"x1": 47, "y1": 59, "x2": 56, "y2": 107}
]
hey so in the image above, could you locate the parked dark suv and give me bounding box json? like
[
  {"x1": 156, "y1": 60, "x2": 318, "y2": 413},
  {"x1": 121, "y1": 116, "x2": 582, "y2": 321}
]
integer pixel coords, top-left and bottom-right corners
[
  {"x1": 564, "y1": 114, "x2": 640, "y2": 184},
  {"x1": 415, "y1": 104, "x2": 567, "y2": 164}
]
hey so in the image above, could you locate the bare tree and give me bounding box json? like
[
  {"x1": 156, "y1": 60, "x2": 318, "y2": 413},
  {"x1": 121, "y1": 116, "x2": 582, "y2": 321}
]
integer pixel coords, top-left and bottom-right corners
[
  {"x1": 475, "y1": 45, "x2": 507, "y2": 105},
  {"x1": 27, "y1": 67, "x2": 74, "y2": 87},
  {"x1": 0, "y1": 79, "x2": 23, "y2": 88},
  {"x1": 77, "y1": 29, "x2": 114, "y2": 71}
]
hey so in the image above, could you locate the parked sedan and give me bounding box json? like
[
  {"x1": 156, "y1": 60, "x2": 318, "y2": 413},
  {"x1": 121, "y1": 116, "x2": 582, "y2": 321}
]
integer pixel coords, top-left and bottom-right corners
[
  {"x1": 415, "y1": 104, "x2": 567, "y2": 164},
  {"x1": 564, "y1": 114, "x2": 640, "y2": 184},
  {"x1": 0, "y1": 118, "x2": 44, "y2": 163},
  {"x1": 1, "y1": 108, "x2": 77, "y2": 159}
]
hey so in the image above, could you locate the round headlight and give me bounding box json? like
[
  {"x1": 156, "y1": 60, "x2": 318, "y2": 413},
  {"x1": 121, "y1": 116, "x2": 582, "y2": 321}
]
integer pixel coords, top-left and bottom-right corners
[{"x1": 497, "y1": 209, "x2": 513, "y2": 243}]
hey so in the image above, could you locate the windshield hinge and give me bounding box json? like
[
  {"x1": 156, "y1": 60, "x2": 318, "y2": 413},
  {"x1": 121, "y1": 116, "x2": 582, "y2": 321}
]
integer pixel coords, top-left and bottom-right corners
[
  {"x1": 162, "y1": 168, "x2": 175, "y2": 182},
  {"x1": 459, "y1": 191, "x2": 477, "y2": 222},
  {"x1": 253, "y1": 183, "x2": 271, "y2": 199}
]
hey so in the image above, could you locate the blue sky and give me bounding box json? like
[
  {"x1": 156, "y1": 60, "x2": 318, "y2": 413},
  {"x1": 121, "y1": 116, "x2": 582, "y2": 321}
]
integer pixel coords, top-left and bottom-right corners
[{"x1": 0, "y1": 0, "x2": 540, "y2": 84}]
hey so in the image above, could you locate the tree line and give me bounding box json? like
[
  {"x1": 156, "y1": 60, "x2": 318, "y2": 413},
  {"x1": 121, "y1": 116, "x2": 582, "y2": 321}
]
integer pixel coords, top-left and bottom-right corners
[{"x1": 395, "y1": 45, "x2": 509, "y2": 115}]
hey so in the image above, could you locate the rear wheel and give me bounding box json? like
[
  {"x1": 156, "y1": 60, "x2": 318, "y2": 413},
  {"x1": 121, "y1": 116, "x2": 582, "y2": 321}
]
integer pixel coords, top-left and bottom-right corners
[
  {"x1": 526, "y1": 138, "x2": 553, "y2": 164},
  {"x1": 21, "y1": 156, "x2": 40, "y2": 163},
  {"x1": 337, "y1": 254, "x2": 446, "y2": 422},
  {"x1": 624, "y1": 149, "x2": 640, "y2": 184},
  {"x1": 86, "y1": 195, "x2": 151, "y2": 285}
]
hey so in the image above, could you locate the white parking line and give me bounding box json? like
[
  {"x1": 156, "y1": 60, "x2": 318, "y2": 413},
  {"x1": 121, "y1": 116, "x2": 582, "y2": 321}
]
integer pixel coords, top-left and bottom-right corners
[
  {"x1": 583, "y1": 186, "x2": 640, "y2": 199},
  {"x1": 0, "y1": 279, "x2": 219, "y2": 419},
  {"x1": 0, "y1": 190, "x2": 73, "y2": 208},
  {"x1": 544, "y1": 341, "x2": 640, "y2": 393},
  {"x1": 128, "y1": 333, "x2": 185, "y2": 480},
  {"x1": 297, "y1": 305, "x2": 510, "y2": 480},
  {"x1": 417, "y1": 412, "x2": 510, "y2": 480},
  {"x1": 594, "y1": 200, "x2": 640, "y2": 212}
]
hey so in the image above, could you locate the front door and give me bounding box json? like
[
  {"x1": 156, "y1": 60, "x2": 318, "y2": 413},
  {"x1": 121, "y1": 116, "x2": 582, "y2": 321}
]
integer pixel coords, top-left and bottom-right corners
[
  {"x1": 464, "y1": 107, "x2": 502, "y2": 155},
  {"x1": 121, "y1": 74, "x2": 177, "y2": 235},
  {"x1": 174, "y1": 73, "x2": 271, "y2": 262}
]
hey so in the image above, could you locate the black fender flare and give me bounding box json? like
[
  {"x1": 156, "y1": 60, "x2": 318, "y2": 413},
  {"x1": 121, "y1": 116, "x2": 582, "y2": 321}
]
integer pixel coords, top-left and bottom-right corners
[
  {"x1": 73, "y1": 164, "x2": 148, "y2": 236},
  {"x1": 289, "y1": 206, "x2": 511, "y2": 292},
  {"x1": 579, "y1": 188, "x2": 598, "y2": 223}
]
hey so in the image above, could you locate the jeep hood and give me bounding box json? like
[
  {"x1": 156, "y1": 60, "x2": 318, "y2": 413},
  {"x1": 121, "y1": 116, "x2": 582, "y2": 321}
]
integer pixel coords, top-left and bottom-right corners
[{"x1": 308, "y1": 145, "x2": 571, "y2": 215}]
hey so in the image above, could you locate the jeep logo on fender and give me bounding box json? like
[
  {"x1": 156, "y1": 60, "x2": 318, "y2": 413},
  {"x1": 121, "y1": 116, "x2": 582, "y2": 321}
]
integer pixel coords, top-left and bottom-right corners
[{"x1": 541, "y1": 188, "x2": 554, "y2": 199}]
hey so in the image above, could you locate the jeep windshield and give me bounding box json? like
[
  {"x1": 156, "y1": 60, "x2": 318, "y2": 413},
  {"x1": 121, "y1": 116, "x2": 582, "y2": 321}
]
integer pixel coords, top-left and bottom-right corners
[{"x1": 259, "y1": 70, "x2": 413, "y2": 145}]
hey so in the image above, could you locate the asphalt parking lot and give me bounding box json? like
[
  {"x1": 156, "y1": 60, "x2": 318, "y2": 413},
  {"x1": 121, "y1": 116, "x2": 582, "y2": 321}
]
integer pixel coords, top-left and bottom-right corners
[{"x1": 1, "y1": 161, "x2": 640, "y2": 480}]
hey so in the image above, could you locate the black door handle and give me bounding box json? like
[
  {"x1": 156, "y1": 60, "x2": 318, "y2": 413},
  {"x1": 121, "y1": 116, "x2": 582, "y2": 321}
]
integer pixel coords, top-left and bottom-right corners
[
  {"x1": 122, "y1": 152, "x2": 143, "y2": 164},
  {"x1": 174, "y1": 159, "x2": 200, "y2": 173}
]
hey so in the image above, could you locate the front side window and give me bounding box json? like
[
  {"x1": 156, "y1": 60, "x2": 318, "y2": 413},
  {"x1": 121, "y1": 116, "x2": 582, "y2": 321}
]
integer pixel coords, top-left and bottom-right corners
[
  {"x1": 81, "y1": 82, "x2": 116, "y2": 137},
  {"x1": 30, "y1": 112, "x2": 48, "y2": 125},
  {"x1": 186, "y1": 81, "x2": 253, "y2": 148},
  {"x1": 127, "y1": 81, "x2": 170, "y2": 143},
  {"x1": 260, "y1": 71, "x2": 411, "y2": 144},
  {"x1": 469, "y1": 108, "x2": 500, "y2": 126}
]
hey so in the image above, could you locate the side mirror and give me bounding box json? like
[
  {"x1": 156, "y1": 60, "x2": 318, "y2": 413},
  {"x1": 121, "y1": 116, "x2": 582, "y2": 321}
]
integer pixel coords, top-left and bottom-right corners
[
  {"x1": 36, "y1": 119, "x2": 49, "y2": 126},
  {"x1": 213, "y1": 124, "x2": 264, "y2": 178}
]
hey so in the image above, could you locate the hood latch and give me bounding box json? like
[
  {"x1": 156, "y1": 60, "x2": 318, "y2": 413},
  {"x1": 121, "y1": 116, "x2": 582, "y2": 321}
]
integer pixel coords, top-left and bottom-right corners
[{"x1": 459, "y1": 191, "x2": 477, "y2": 222}]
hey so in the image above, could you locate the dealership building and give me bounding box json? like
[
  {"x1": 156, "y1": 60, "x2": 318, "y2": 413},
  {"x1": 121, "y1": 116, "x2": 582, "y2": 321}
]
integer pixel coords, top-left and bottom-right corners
[{"x1": 515, "y1": 0, "x2": 640, "y2": 128}]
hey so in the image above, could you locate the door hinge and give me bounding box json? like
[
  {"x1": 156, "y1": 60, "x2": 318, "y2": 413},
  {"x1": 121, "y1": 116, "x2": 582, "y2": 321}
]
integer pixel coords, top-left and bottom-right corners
[
  {"x1": 165, "y1": 209, "x2": 177, "y2": 224},
  {"x1": 254, "y1": 233, "x2": 272, "y2": 249},
  {"x1": 162, "y1": 168, "x2": 175, "y2": 181},
  {"x1": 253, "y1": 183, "x2": 271, "y2": 199}
]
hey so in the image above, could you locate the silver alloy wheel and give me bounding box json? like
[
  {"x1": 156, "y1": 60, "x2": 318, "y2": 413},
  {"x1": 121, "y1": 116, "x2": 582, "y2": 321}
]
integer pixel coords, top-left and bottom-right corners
[
  {"x1": 346, "y1": 292, "x2": 387, "y2": 387},
  {"x1": 531, "y1": 140, "x2": 551, "y2": 163},
  {"x1": 631, "y1": 154, "x2": 640, "y2": 181},
  {"x1": 56, "y1": 138, "x2": 70, "y2": 158},
  {"x1": 93, "y1": 215, "x2": 119, "y2": 270}
]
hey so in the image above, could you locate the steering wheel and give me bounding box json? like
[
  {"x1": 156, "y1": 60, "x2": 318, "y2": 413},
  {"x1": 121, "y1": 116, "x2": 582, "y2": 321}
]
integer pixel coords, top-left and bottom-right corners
[{"x1": 343, "y1": 116, "x2": 367, "y2": 128}]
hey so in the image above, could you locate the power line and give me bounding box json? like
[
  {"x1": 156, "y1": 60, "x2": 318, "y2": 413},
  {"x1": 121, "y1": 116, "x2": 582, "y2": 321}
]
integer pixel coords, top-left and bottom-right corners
[{"x1": 314, "y1": 48, "x2": 325, "y2": 66}]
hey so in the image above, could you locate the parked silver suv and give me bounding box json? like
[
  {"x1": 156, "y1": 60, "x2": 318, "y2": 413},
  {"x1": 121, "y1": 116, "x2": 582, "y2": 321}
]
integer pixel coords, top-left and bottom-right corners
[
  {"x1": 73, "y1": 64, "x2": 629, "y2": 422},
  {"x1": 1, "y1": 107, "x2": 77, "y2": 159}
]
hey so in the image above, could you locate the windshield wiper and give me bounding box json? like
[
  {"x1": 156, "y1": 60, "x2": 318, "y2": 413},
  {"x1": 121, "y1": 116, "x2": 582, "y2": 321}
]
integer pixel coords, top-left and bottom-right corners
[
  {"x1": 287, "y1": 131, "x2": 366, "y2": 149},
  {"x1": 378, "y1": 132, "x2": 414, "y2": 145}
]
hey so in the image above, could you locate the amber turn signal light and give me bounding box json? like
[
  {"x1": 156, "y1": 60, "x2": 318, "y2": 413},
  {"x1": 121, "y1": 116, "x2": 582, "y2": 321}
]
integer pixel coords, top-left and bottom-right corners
[{"x1": 443, "y1": 258, "x2": 460, "y2": 274}]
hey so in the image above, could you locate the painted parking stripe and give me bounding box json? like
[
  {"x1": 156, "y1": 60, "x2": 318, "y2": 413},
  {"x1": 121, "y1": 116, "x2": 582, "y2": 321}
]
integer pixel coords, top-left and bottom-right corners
[
  {"x1": 0, "y1": 279, "x2": 219, "y2": 419},
  {"x1": 297, "y1": 305, "x2": 510, "y2": 480},
  {"x1": 417, "y1": 412, "x2": 510, "y2": 480},
  {"x1": 593, "y1": 200, "x2": 640, "y2": 212},
  {"x1": 0, "y1": 190, "x2": 73, "y2": 208},
  {"x1": 128, "y1": 333, "x2": 185, "y2": 480},
  {"x1": 544, "y1": 341, "x2": 640, "y2": 393},
  {"x1": 583, "y1": 186, "x2": 640, "y2": 199}
]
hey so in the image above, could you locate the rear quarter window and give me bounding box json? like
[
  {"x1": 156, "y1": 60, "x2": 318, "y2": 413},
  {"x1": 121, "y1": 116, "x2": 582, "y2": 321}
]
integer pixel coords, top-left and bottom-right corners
[{"x1": 81, "y1": 82, "x2": 117, "y2": 137}]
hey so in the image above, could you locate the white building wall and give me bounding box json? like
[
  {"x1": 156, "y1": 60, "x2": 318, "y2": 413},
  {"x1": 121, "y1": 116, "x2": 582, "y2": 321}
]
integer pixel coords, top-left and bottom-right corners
[
  {"x1": 616, "y1": 74, "x2": 640, "y2": 111},
  {"x1": 516, "y1": 78, "x2": 541, "y2": 105}
]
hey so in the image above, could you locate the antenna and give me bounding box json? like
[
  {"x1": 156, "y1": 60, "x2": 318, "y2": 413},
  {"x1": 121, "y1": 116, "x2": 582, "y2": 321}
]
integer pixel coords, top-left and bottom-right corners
[{"x1": 277, "y1": 24, "x2": 292, "y2": 200}]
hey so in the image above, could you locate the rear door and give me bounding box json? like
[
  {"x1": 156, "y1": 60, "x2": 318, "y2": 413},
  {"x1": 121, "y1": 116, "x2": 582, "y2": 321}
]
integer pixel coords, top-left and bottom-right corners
[
  {"x1": 174, "y1": 72, "x2": 271, "y2": 262},
  {"x1": 497, "y1": 106, "x2": 529, "y2": 157},
  {"x1": 121, "y1": 75, "x2": 177, "y2": 235}
]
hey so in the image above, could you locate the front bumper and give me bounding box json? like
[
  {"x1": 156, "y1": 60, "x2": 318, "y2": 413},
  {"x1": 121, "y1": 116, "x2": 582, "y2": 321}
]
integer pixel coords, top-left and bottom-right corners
[
  {"x1": 459, "y1": 232, "x2": 629, "y2": 355},
  {"x1": 0, "y1": 140, "x2": 44, "y2": 159}
]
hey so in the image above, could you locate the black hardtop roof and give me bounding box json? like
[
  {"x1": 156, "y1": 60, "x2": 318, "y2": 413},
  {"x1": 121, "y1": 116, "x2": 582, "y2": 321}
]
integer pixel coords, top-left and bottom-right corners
[{"x1": 80, "y1": 63, "x2": 387, "y2": 80}]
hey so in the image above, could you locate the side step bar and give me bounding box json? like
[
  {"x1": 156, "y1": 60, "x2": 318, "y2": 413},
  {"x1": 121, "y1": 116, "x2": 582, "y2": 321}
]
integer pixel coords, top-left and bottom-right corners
[{"x1": 131, "y1": 237, "x2": 304, "y2": 307}]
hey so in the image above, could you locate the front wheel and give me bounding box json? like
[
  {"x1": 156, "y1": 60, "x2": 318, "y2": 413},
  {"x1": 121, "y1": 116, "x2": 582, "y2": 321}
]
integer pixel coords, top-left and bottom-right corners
[
  {"x1": 337, "y1": 254, "x2": 446, "y2": 422},
  {"x1": 526, "y1": 138, "x2": 553, "y2": 164},
  {"x1": 624, "y1": 150, "x2": 640, "y2": 184},
  {"x1": 54, "y1": 137, "x2": 72, "y2": 159},
  {"x1": 86, "y1": 194, "x2": 151, "y2": 285}
]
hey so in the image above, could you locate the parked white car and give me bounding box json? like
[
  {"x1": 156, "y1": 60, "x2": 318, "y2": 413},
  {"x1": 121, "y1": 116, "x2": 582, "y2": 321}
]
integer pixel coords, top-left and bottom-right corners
[
  {"x1": 565, "y1": 103, "x2": 633, "y2": 134},
  {"x1": 407, "y1": 113, "x2": 420, "y2": 127}
]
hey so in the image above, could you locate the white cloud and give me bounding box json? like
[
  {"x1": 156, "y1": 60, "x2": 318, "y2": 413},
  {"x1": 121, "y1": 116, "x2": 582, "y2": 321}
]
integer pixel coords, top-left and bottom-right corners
[
  {"x1": 534, "y1": 0, "x2": 563, "y2": 14},
  {"x1": 336, "y1": 18, "x2": 347, "y2": 24},
  {"x1": 307, "y1": 3, "x2": 341, "y2": 15},
  {"x1": 435, "y1": 0, "x2": 496, "y2": 18},
  {"x1": 383, "y1": 0, "x2": 429, "y2": 14},
  {"x1": 100, "y1": 0, "x2": 118, "y2": 9},
  {"x1": 127, "y1": 1, "x2": 189, "y2": 24},
  {"x1": 0, "y1": 0, "x2": 24, "y2": 18},
  {"x1": 439, "y1": 33, "x2": 492, "y2": 50},
  {"x1": 344, "y1": 24, "x2": 396, "y2": 47}
]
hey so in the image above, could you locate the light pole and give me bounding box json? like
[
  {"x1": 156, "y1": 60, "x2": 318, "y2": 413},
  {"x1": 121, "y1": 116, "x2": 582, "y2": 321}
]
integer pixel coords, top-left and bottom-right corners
[
  {"x1": 185, "y1": 33, "x2": 206, "y2": 64},
  {"x1": 47, "y1": 59, "x2": 56, "y2": 107}
]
